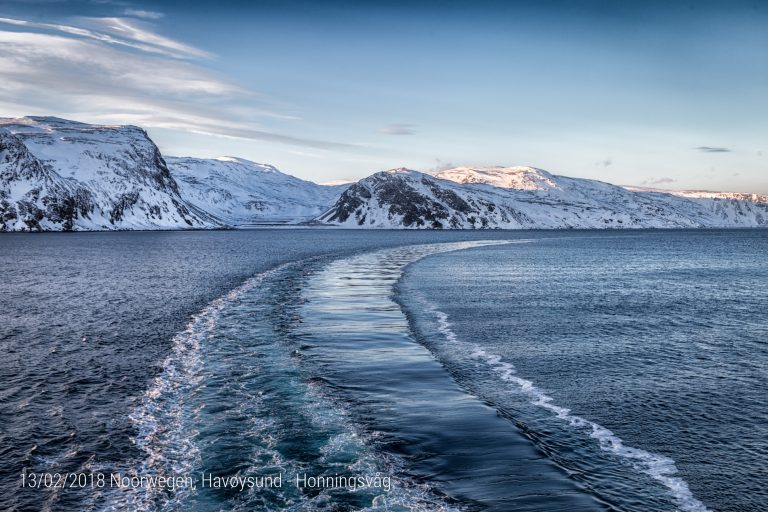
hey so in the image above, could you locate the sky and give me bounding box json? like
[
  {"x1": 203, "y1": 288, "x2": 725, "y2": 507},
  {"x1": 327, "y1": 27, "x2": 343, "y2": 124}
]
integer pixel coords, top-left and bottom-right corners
[{"x1": 0, "y1": 0, "x2": 766, "y2": 192}]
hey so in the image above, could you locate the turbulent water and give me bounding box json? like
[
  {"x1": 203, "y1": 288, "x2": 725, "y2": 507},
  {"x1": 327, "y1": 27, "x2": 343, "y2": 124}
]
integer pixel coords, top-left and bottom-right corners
[{"x1": 1, "y1": 230, "x2": 766, "y2": 511}]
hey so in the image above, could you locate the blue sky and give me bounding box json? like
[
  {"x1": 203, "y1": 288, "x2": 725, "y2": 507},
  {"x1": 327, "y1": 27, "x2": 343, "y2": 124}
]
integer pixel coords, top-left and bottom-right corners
[{"x1": 0, "y1": 0, "x2": 765, "y2": 192}]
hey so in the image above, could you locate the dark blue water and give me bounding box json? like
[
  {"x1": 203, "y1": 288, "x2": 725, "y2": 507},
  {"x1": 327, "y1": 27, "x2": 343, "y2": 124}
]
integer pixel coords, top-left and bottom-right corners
[
  {"x1": 399, "y1": 231, "x2": 768, "y2": 512},
  {"x1": 0, "y1": 230, "x2": 533, "y2": 511},
  {"x1": 1, "y1": 230, "x2": 765, "y2": 511}
]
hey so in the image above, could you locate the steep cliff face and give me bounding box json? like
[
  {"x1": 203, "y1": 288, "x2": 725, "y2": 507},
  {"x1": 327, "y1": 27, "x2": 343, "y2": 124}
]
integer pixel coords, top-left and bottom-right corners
[
  {"x1": 0, "y1": 128, "x2": 93, "y2": 231},
  {"x1": 0, "y1": 117, "x2": 219, "y2": 231},
  {"x1": 316, "y1": 167, "x2": 768, "y2": 229}
]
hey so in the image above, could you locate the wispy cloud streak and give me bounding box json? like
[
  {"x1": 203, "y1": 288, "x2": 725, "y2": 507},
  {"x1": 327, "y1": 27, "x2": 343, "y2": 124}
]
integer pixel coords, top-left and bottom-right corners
[
  {"x1": 0, "y1": 26, "x2": 353, "y2": 150},
  {"x1": 0, "y1": 16, "x2": 206, "y2": 58},
  {"x1": 642, "y1": 177, "x2": 677, "y2": 186},
  {"x1": 696, "y1": 146, "x2": 731, "y2": 153},
  {"x1": 124, "y1": 9, "x2": 164, "y2": 20},
  {"x1": 380, "y1": 123, "x2": 416, "y2": 135},
  {"x1": 79, "y1": 16, "x2": 209, "y2": 58}
]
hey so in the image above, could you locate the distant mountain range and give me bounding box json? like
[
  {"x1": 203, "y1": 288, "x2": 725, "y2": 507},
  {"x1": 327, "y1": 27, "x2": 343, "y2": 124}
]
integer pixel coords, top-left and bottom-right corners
[
  {"x1": 0, "y1": 117, "x2": 340, "y2": 231},
  {"x1": 1, "y1": 116, "x2": 766, "y2": 231},
  {"x1": 320, "y1": 167, "x2": 768, "y2": 229}
]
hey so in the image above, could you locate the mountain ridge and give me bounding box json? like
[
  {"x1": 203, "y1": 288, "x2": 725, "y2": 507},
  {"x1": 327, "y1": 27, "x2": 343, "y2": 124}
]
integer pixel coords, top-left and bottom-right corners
[
  {"x1": 316, "y1": 167, "x2": 768, "y2": 229},
  {"x1": 1, "y1": 116, "x2": 766, "y2": 231}
]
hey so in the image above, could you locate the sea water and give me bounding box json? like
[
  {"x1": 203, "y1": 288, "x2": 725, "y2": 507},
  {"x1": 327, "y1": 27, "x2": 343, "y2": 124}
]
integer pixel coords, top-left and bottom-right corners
[{"x1": 1, "y1": 229, "x2": 765, "y2": 511}]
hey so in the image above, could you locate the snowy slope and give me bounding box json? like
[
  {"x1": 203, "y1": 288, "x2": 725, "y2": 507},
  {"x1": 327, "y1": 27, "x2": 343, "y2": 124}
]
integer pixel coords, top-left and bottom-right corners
[
  {"x1": 3, "y1": 116, "x2": 766, "y2": 232},
  {"x1": 0, "y1": 117, "x2": 219, "y2": 231},
  {"x1": 317, "y1": 167, "x2": 768, "y2": 229},
  {"x1": 167, "y1": 156, "x2": 343, "y2": 225},
  {"x1": 435, "y1": 166, "x2": 559, "y2": 190},
  {"x1": 622, "y1": 186, "x2": 768, "y2": 228}
]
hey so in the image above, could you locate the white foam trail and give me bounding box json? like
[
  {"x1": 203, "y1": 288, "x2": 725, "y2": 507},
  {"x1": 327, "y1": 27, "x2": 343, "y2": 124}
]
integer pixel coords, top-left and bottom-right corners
[
  {"x1": 100, "y1": 241, "x2": 518, "y2": 511},
  {"x1": 431, "y1": 308, "x2": 711, "y2": 512},
  {"x1": 101, "y1": 266, "x2": 284, "y2": 511},
  {"x1": 103, "y1": 252, "x2": 467, "y2": 512}
]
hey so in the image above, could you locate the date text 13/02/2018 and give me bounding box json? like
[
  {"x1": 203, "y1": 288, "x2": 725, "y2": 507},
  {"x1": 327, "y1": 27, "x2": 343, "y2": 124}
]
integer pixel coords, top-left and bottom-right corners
[{"x1": 20, "y1": 472, "x2": 195, "y2": 491}]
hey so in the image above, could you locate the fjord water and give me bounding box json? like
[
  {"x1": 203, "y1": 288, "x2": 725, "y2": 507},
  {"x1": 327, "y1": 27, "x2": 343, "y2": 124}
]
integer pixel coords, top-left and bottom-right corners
[
  {"x1": 399, "y1": 231, "x2": 768, "y2": 512},
  {"x1": 1, "y1": 230, "x2": 766, "y2": 511},
  {"x1": 294, "y1": 242, "x2": 601, "y2": 511},
  {"x1": 0, "y1": 229, "x2": 526, "y2": 512}
]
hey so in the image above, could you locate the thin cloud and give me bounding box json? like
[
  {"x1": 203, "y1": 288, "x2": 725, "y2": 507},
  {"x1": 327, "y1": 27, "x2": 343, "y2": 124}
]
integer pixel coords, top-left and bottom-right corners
[
  {"x1": 124, "y1": 9, "x2": 164, "y2": 20},
  {"x1": 642, "y1": 177, "x2": 677, "y2": 186},
  {"x1": 170, "y1": 120, "x2": 360, "y2": 150},
  {"x1": 0, "y1": 29, "x2": 354, "y2": 151},
  {"x1": 595, "y1": 158, "x2": 612, "y2": 167},
  {"x1": 428, "y1": 158, "x2": 456, "y2": 173},
  {"x1": 0, "y1": 31, "x2": 237, "y2": 94},
  {"x1": 75, "y1": 100, "x2": 357, "y2": 150},
  {"x1": 80, "y1": 17, "x2": 209, "y2": 58},
  {"x1": 380, "y1": 123, "x2": 415, "y2": 135},
  {"x1": 0, "y1": 16, "x2": 208, "y2": 59},
  {"x1": 696, "y1": 146, "x2": 731, "y2": 153}
]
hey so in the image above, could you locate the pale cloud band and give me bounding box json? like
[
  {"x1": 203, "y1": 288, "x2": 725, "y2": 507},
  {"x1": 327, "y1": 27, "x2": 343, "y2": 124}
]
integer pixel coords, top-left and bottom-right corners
[
  {"x1": 696, "y1": 146, "x2": 731, "y2": 153},
  {"x1": 0, "y1": 15, "x2": 207, "y2": 59},
  {"x1": 380, "y1": 123, "x2": 416, "y2": 135},
  {"x1": 124, "y1": 9, "x2": 164, "y2": 20},
  {"x1": 0, "y1": 16, "x2": 356, "y2": 151}
]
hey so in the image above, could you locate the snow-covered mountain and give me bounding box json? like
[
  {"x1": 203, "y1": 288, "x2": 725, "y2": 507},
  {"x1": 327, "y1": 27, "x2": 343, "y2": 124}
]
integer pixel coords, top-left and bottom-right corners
[
  {"x1": 2, "y1": 116, "x2": 766, "y2": 232},
  {"x1": 316, "y1": 167, "x2": 768, "y2": 229},
  {"x1": 0, "y1": 117, "x2": 219, "y2": 231},
  {"x1": 167, "y1": 156, "x2": 343, "y2": 225}
]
